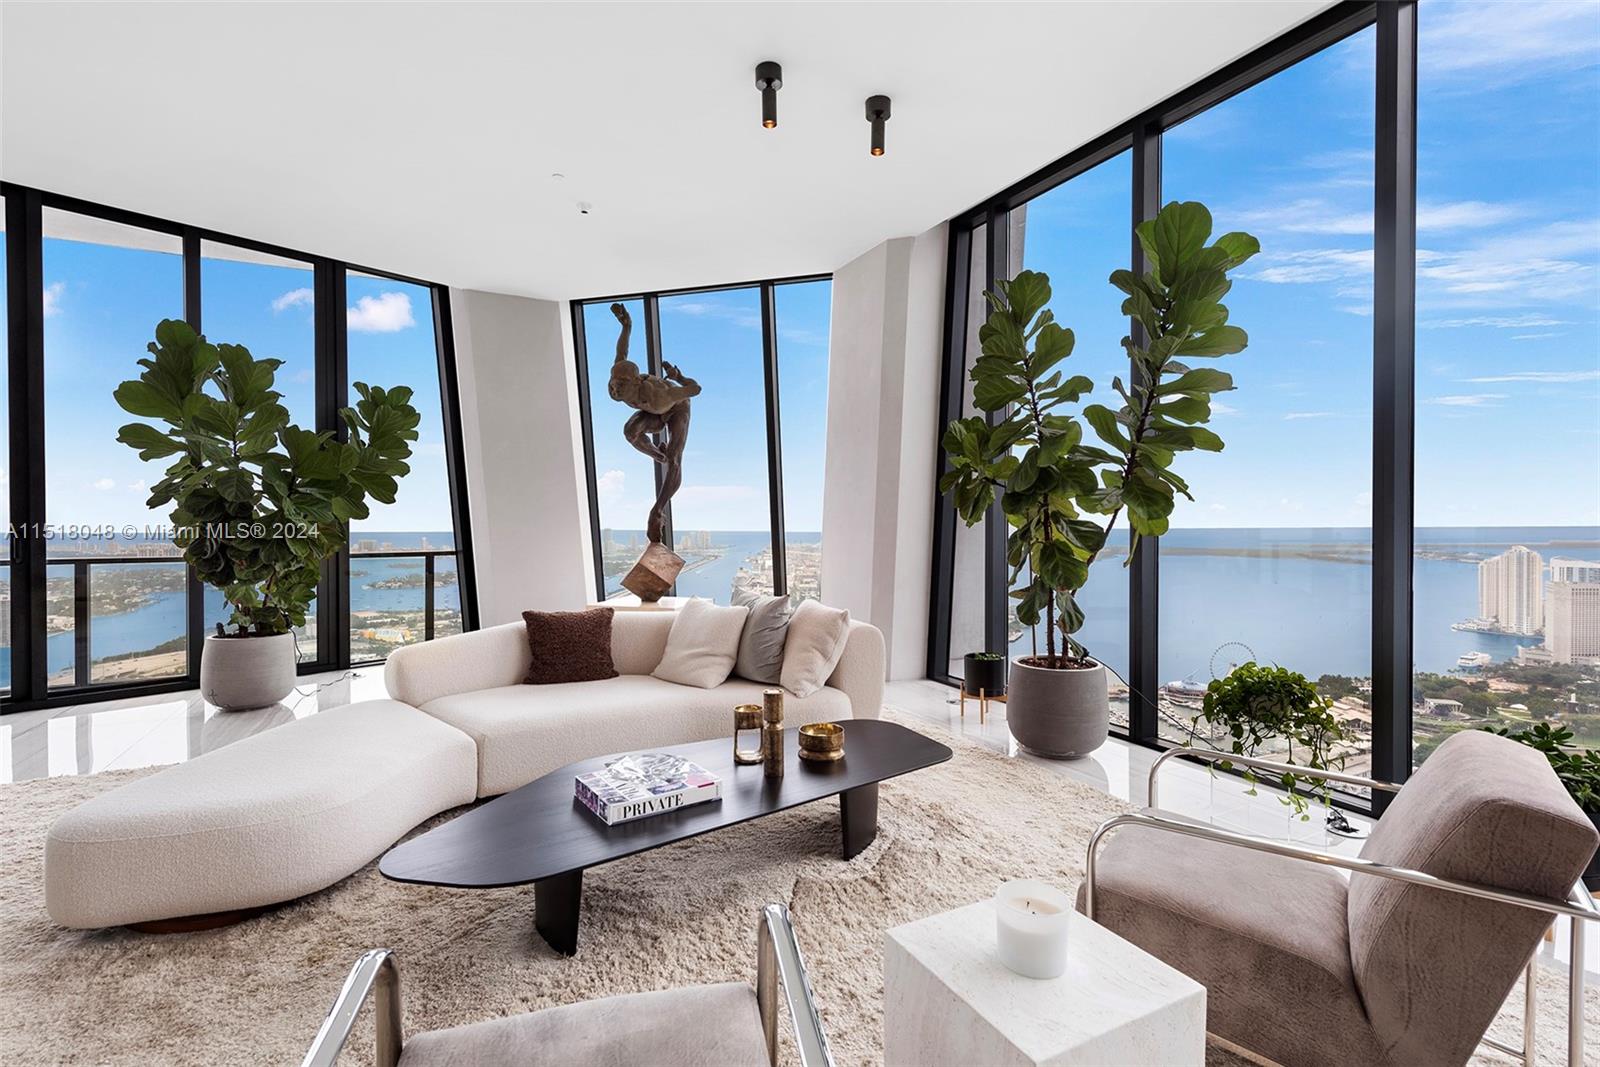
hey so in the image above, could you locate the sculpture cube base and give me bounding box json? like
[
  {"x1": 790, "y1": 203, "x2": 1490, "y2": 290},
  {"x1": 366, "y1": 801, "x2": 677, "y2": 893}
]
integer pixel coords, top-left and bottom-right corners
[{"x1": 621, "y1": 542, "x2": 685, "y2": 602}]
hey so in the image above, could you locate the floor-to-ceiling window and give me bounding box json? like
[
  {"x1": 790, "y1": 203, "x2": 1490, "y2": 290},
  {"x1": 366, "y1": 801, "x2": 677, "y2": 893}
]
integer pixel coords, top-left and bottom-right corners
[
  {"x1": 929, "y1": 2, "x2": 1560, "y2": 804},
  {"x1": 773, "y1": 279, "x2": 831, "y2": 602},
  {"x1": 2, "y1": 187, "x2": 476, "y2": 711},
  {"x1": 1410, "y1": 0, "x2": 1600, "y2": 765},
  {"x1": 347, "y1": 272, "x2": 462, "y2": 658},
  {"x1": 42, "y1": 209, "x2": 187, "y2": 689},
  {"x1": 1159, "y1": 25, "x2": 1376, "y2": 769},
  {"x1": 574, "y1": 276, "x2": 830, "y2": 606}
]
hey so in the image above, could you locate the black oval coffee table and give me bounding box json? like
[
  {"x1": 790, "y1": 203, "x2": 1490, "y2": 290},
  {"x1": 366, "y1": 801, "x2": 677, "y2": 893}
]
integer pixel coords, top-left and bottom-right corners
[{"x1": 380, "y1": 719, "x2": 952, "y2": 955}]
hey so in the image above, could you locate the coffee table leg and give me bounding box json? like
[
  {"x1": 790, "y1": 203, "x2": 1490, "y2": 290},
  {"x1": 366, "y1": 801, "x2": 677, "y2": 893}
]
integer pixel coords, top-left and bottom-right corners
[
  {"x1": 534, "y1": 869, "x2": 583, "y2": 957},
  {"x1": 840, "y1": 782, "x2": 880, "y2": 860}
]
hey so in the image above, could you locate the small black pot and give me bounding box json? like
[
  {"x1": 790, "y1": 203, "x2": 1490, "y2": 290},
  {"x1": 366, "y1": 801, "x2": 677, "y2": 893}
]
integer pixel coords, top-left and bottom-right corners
[
  {"x1": 962, "y1": 653, "x2": 1007, "y2": 697},
  {"x1": 1585, "y1": 811, "x2": 1600, "y2": 891}
]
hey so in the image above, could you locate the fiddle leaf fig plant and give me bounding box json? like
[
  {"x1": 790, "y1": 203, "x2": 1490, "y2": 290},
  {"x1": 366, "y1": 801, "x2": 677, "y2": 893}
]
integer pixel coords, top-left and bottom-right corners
[
  {"x1": 940, "y1": 201, "x2": 1259, "y2": 666},
  {"x1": 115, "y1": 318, "x2": 420, "y2": 637}
]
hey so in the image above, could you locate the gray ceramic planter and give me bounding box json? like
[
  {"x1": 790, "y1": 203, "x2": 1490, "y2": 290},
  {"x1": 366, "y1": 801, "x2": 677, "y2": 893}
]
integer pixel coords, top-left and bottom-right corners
[
  {"x1": 200, "y1": 632, "x2": 297, "y2": 711},
  {"x1": 1006, "y1": 657, "x2": 1109, "y2": 758}
]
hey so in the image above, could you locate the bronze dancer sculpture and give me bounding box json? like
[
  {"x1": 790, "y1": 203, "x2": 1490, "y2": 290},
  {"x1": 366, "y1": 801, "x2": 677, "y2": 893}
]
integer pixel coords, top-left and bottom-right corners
[{"x1": 607, "y1": 302, "x2": 698, "y2": 600}]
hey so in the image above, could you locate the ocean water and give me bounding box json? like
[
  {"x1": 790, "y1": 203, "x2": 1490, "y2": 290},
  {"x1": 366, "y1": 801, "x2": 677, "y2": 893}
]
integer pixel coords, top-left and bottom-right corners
[{"x1": 4, "y1": 527, "x2": 1593, "y2": 688}]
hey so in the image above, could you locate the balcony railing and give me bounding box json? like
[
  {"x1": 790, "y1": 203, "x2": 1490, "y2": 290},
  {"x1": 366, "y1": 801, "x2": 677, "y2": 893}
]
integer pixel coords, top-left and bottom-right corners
[{"x1": 348, "y1": 549, "x2": 459, "y2": 660}]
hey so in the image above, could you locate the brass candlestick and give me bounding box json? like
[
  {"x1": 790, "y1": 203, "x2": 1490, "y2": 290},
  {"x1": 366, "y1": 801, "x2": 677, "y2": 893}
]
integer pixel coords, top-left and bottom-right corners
[
  {"x1": 734, "y1": 705, "x2": 763, "y2": 765},
  {"x1": 761, "y1": 688, "x2": 785, "y2": 778}
]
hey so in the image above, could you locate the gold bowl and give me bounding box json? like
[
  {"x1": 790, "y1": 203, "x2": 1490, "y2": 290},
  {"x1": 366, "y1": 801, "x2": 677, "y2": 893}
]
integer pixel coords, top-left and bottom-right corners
[{"x1": 798, "y1": 722, "x2": 845, "y2": 762}]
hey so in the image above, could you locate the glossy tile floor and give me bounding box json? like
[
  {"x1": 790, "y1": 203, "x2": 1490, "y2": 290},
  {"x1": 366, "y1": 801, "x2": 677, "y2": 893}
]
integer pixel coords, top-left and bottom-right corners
[{"x1": 0, "y1": 672, "x2": 1592, "y2": 978}]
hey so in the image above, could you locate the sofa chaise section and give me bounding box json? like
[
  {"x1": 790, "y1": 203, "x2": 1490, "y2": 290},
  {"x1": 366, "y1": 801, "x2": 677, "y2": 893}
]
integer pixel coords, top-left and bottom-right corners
[
  {"x1": 385, "y1": 610, "x2": 886, "y2": 798},
  {"x1": 45, "y1": 699, "x2": 477, "y2": 929}
]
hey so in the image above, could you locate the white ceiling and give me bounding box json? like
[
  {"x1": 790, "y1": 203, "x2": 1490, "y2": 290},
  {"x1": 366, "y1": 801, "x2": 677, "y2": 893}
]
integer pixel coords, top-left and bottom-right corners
[{"x1": 1, "y1": 1, "x2": 1332, "y2": 301}]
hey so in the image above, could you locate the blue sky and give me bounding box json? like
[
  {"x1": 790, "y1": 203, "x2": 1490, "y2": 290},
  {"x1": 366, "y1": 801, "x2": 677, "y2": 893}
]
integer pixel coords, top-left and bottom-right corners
[{"x1": 22, "y1": 236, "x2": 452, "y2": 537}]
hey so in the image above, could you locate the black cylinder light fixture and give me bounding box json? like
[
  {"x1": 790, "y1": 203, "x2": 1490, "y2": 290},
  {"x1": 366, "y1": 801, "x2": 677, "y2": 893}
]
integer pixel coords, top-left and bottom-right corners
[
  {"x1": 755, "y1": 61, "x2": 782, "y2": 129},
  {"x1": 865, "y1": 94, "x2": 891, "y2": 156}
]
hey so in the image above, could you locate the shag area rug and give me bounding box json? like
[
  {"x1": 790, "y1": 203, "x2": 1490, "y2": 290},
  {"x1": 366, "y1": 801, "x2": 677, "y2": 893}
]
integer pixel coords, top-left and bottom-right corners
[{"x1": 1, "y1": 707, "x2": 1594, "y2": 1066}]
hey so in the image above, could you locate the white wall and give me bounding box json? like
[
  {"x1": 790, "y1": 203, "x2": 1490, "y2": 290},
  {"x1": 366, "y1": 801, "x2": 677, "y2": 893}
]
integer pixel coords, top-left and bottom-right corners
[
  {"x1": 451, "y1": 288, "x2": 593, "y2": 625},
  {"x1": 821, "y1": 224, "x2": 948, "y2": 679}
]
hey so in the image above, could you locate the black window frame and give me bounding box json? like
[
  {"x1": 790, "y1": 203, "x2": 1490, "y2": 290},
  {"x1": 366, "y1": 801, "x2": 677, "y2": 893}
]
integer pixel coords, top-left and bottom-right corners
[
  {"x1": 926, "y1": 1, "x2": 1414, "y2": 810},
  {"x1": 1, "y1": 182, "x2": 480, "y2": 711},
  {"x1": 572, "y1": 272, "x2": 830, "y2": 604}
]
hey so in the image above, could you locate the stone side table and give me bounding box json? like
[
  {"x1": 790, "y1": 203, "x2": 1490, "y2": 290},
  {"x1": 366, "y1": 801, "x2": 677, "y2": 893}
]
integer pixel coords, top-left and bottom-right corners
[{"x1": 884, "y1": 899, "x2": 1206, "y2": 1066}]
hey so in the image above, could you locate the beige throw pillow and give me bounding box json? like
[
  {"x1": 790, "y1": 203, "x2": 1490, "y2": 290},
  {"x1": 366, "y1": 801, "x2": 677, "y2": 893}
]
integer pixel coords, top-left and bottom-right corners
[
  {"x1": 652, "y1": 598, "x2": 750, "y2": 689},
  {"x1": 780, "y1": 600, "x2": 851, "y2": 698}
]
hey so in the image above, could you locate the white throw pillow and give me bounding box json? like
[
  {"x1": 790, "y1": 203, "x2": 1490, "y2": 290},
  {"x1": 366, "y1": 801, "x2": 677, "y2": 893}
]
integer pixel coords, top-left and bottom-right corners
[
  {"x1": 780, "y1": 600, "x2": 851, "y2": 698},
  {"x1": 652, "y1": 598, "x2": 750, "y2": 689}
]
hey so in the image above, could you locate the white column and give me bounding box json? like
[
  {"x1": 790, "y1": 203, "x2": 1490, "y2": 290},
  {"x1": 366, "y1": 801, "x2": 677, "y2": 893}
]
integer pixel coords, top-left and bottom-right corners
[
  {"x1": 450, "y1": 288, "x2": 593, "y2": 624},
  {"x1": 821, "y1": 224, "x2": 946, "y2": 679}
]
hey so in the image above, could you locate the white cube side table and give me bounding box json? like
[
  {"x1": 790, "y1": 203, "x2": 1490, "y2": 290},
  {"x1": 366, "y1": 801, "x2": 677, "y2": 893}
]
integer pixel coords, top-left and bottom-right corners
[{"x1": 884, "y1": 899, "x2": 1206, "y2": 1067}]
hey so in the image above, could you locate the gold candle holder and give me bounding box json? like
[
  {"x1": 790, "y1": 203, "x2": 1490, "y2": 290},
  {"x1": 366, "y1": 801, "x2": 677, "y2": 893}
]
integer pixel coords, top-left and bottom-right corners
[
  {"x1": 734, "y1": 705, "x2": 763, "y2": 765},
  {"x1": 798, "y1": 722, "x2": 844, "y2": 762},
  {"x1": 761, "y1": 688, "x2": 785, "y2": 778}
]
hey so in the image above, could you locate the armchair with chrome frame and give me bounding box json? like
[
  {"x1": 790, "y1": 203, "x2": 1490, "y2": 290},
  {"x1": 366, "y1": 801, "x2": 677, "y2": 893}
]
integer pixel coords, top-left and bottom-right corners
[
  {"x1": 1078, "y1": 730, "x2": 1598, "y2": 1067},
  {"x1": 301, "y1": 903, "x2": 834, "y2": 1067}
]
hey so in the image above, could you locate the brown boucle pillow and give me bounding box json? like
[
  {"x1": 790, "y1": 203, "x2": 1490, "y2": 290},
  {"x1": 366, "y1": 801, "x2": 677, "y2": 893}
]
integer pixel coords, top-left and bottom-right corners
[{"x1": 521, "y1": 607, "x2": 620, "y2": 685}]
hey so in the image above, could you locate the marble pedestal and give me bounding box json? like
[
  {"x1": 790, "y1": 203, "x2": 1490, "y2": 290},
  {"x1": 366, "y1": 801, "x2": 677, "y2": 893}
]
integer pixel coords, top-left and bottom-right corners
[{"x1": 884, "y1": 900, "x2": 1205, "y2": 1067}]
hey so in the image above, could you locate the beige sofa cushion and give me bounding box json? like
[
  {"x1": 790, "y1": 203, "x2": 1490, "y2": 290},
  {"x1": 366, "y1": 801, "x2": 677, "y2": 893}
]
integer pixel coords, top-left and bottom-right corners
[
  {"x1": 781, "y1": 600, "x2": 851, "y2": 697},
  {"x1": 44, "y1": 699, "x2": 477, "y2": 929},
  {"x1": 399, "y1": 982, "x2": 766, "y2": 1067},
  {"x1": 422, "y1": 675, "x2": 852, "y2": 797},
  {"x1": 652, "y1": 599, "x2": 749, "y2": 688}
]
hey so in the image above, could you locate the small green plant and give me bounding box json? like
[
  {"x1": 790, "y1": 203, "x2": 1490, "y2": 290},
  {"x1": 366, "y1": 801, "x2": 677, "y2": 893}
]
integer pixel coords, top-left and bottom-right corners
[
  {"x1": 968, "y1": 651, "x2": 1005, "y2": 662},
  {"x1": 115, "y1": 319, "x2": 420, "y2": 636},
  {"x1": 1484, "y1": 722, "x2": 1600, "y2": 814},
  {"x1": 1187, "y1": 661, "x2": 1353, "y2": 819}
]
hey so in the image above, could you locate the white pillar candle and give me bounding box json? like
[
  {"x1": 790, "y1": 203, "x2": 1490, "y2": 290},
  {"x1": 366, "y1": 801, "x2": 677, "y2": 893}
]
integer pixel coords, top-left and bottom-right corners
[{"x1": 994, "y1": 878, "x2": 1072, "y2": 979}]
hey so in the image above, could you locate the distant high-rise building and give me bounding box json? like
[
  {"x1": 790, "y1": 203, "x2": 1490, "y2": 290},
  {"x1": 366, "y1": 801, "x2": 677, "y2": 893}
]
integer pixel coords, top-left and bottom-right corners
[
  {"x1": 0, "y1": 593, "x2": 10, "y2": 647},
  {"x1": 601, "y1": 528, "x2": 614, "y2": 551},
  {"x1": 1551, "y1": 558, "x2": 1600, "y2": 584},
  {"x1": 1477, "y1": 546, "x2": 1543, "y2": 635},
  {"x1": 1545, "y1": 581, "x2": 1600, "y2": 665}
]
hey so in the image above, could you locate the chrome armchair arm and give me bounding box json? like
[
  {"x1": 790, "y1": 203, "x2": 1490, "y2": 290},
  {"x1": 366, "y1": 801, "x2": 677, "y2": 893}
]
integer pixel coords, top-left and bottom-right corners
[
  {"x1": 757, "y1": 902, "x2": 835, "y2": 1067},
  {"x1": 1083, "y1": 811, "x2": 1598, "y2": 1067},
  {"x1": 301, "y1": 948, "x2": 402, "y2": 1067},
  {"x1": 1147, "y1": 745, "x2": 1403, "y2": 809},
  {"x1": 301, "y1": 906, "x2": 833, "y2": 1067}
]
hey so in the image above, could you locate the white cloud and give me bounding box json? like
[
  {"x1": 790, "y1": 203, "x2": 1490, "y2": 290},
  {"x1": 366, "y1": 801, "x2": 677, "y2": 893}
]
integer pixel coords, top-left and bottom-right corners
[
  {"x1": 1283, "y1": 412, "x2": 1336, "y2": 421},
  {"x1": 1420, "y1": 1, "x2": 1600, "y2": 85},
  {"x1": 1510, "y1": 332, "x2": 1564, "y2": 342},
  {"x1": 1246, "y1": 248, "x2": 1372, "y2": 285},
  {"x1": 1417, "y1": 200, "x2": 1529, "y2": 233},
  {"x1": 272, "y1": 287, "x2": 314, "y2": 313},
  {"x1": 596, "y1": 468, "x2": 625, "y2": 500},
  {"x1": 1422, "y1": 314, "x2": 1569, "y2": 329},
  {"x1": 1417, "y1": 221, "x2": 1599, "y2": 306},
  {"x1": 91, "y1": 477, "x2": 116, "y2": 491},
  {"x1": 1461, "y1": 370, "x2": 1600, "y2": 385},
  {"x1": 1426, "y1": 394, "x2": 1506, "y2": 408},
  {"x1": 1209, "y1": 402, "x2": 1240, "y2": 416},
  {"x1": 347, "y1": 292, "x2": 415, "y2": 333},
  {"x1": 666, "y1": 300, "x2": 761, "y2": 330},
  {"x1": 43, "y1": 281, "x2": 65, "y2": 317},
  {"x1": 1234, "y1": 198, "x2": 1524, "y2": 239},
  {"x1": 127, "y1": 479, "x2": 147, "y2": 494}
]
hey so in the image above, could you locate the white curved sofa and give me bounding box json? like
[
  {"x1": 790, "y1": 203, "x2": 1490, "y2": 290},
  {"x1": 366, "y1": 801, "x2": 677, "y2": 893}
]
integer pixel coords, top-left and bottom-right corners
[
  {"x1": 384, "y1": 610, "x2": 886, "y2": 797},
  {"x1": 44, "y1": 606, "x2": 884, "y2": 929}
]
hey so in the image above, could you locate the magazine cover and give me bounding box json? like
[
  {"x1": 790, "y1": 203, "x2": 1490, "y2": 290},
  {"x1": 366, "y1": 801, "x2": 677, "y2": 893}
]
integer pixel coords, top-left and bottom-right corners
[{"x1": 574, "y1": 752, "x2": 722, "y2": 825}]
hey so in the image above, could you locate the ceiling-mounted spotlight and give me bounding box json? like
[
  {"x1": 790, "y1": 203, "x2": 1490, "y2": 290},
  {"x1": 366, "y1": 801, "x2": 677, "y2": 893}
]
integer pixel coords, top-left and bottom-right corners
[
  {"x1": 755, "y1": 61, "x2": 783, "y2": 129},
  {"x1": 865, "y1": 95, "x2": 891, "y2": 156}
]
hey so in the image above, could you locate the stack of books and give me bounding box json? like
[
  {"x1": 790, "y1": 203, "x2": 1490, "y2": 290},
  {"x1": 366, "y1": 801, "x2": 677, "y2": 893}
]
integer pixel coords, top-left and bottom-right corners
[{"x1": 574, "y1": 752, "x2": 722, "y2": 825}]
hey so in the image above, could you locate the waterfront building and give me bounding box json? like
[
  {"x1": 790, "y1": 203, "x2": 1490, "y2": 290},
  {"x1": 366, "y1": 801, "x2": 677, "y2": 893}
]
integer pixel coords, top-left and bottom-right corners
[
  {"x1": 1551, "y1": 558, "x2": 1600, "y2": 584},
  {"x1": 1545, "y1": 581, "x2": 1600, "y2": 666},
  {"x1": 1477, "y1": 546, "x2": 1543, "y2": 636}
]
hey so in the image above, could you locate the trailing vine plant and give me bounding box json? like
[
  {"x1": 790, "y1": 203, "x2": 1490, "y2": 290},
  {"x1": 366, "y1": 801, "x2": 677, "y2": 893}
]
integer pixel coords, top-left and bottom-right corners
[{"x1": 1188, "y1": 661, "x2": 1353, "y2": 818}]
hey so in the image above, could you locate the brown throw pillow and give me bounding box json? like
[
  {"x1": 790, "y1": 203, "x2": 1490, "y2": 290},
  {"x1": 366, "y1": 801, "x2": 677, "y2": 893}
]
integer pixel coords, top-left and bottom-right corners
[{"x1": 521, "y1": 607, "x2": 620, "y2": 685}]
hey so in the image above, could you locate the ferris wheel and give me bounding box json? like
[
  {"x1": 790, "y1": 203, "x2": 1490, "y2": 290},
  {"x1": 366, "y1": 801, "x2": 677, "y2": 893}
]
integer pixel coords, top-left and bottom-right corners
[{"x1": 1209, "y1": 641, "x2": 1257, "y2": 679}]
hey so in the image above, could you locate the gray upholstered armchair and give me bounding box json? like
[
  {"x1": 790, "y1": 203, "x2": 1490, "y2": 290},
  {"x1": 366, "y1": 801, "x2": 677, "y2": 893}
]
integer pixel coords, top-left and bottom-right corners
[
  {"x1": 301, "y1": 903, "x2": 833, "y2": 1067},
  {"x1": 1079, "y1": 730, "x2": 1599, "y2": 1067}
]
